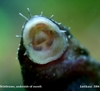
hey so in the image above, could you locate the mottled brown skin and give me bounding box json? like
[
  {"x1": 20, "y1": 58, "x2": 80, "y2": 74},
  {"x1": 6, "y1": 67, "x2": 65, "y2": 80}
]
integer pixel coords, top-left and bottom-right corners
[{"x1": 18, "y1": 16, "x2": 100, "y2": 91}]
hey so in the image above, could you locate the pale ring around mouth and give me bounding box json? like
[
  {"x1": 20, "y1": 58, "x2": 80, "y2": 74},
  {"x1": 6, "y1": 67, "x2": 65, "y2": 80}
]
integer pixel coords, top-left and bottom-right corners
[{"x1": 22, "y1": 17, "x2": 68, "y2": 64}]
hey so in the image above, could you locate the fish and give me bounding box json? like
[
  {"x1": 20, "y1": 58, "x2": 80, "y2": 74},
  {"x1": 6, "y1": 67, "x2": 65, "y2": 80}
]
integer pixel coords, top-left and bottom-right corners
[{"x1": 17, "y1": 8, "x2": 100, "y2": 91}]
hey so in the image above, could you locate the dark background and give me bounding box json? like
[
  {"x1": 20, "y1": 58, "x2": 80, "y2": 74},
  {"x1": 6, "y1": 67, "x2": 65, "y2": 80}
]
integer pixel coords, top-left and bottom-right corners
[{"x1": 0, "y1": 0, "x2": 100, "y2": 91}]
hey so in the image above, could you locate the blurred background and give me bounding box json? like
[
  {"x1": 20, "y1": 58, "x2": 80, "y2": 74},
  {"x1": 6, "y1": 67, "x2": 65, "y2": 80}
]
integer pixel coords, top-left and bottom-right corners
[{"x1": 0, "y1": 0, "x2": 100, "y2": 91}]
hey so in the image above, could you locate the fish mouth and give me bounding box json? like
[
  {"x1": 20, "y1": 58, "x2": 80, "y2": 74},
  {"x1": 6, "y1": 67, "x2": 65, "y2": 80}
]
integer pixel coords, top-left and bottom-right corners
[
  {"x1": 29, "y1": 23, "x2": 54, "y2": 51},
  {"x1": 23, "y1": 16, "x2": 68, "y2": 64}
]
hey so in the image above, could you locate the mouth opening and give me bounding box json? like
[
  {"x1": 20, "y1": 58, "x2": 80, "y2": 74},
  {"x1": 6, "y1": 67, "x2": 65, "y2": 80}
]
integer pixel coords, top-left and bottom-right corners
[
  {"x1": 29, "y1": 23, "x2": 54, "y2": 51},
  {"x1": 23, "y1": 16, "x2": 67, "y2": 64}
]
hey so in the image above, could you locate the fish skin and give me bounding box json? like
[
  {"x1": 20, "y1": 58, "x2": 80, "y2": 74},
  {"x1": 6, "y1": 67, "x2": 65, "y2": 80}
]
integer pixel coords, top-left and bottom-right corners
[{"x1": 18, "y1": 16, "x2": 100, "y2": 91}]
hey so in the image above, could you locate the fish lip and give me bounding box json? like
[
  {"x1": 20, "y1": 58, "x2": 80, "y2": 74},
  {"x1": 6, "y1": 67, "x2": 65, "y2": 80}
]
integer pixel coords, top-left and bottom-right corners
[{"x1": 22, "y1": 16, "x2": 68, "y2": 64}]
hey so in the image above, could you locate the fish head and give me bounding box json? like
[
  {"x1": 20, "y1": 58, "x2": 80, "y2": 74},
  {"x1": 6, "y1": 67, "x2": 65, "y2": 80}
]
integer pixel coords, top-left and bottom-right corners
[
  {"x1": 17, "y1": 9, "x2": 91, "y2": 89},
  {"x1": 21, "y1": 15, "x2": 69, "y2": 64}
]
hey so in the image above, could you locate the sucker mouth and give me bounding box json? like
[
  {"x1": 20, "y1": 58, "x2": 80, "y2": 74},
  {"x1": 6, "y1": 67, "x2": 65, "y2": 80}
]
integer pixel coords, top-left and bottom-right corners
[
  {"x1": 23, "y1": 16, "x2": 67, "y2": 64},
  {"x1": 29, "y1": 23, "x2": 54, "y2": 51}
]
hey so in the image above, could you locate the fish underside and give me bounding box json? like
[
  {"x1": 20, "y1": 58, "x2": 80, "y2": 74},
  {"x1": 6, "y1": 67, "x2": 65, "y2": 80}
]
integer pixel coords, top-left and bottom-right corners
[{"x1": 17, "y1": 8, "x2": 100, "y2": 91}]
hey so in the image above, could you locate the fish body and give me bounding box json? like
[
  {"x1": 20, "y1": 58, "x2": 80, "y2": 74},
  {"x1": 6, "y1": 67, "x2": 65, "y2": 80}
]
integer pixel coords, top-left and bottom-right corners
[{"x1": 17, "y1": 9, "x2": 100, "y2": 91}]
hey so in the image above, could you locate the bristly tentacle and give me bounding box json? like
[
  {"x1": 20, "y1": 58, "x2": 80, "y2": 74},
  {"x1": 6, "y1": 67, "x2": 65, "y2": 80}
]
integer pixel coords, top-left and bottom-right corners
[
  {"x1": 27, "y1": 8, "x2": 32, "y2": 17},
  {"x1": 16, "y1": 35, "x2": 22, "y2": 38},
  {"x1": 50, "y1": 15, "x2": 54, "y2": 19},
  {"x1": 19, "y1": 13, "x2": 28, "y2": 21},
  {"x1": 60, "y1": 30, "x2": 66, "y2": 33},
  {"x1": 40, "y1": 12, "x2": 43, "y2": 16}
]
